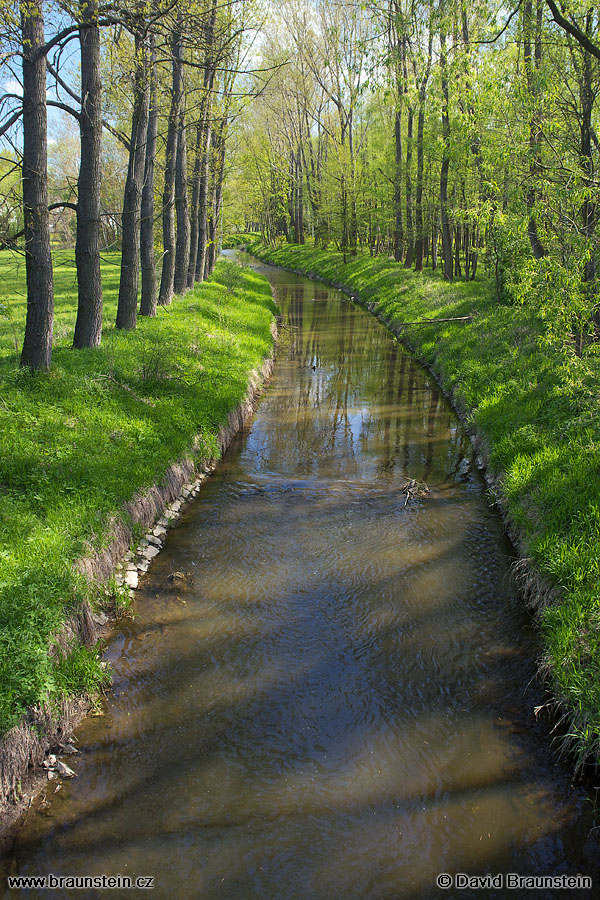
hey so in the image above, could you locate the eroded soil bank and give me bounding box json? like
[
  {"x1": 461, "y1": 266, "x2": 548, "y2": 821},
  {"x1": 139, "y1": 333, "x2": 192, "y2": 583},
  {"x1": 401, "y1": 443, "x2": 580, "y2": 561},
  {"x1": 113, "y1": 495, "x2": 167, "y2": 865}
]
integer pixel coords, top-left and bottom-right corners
[{"x1": 2, "y1": 255, "x2": 598, "y2": 900}]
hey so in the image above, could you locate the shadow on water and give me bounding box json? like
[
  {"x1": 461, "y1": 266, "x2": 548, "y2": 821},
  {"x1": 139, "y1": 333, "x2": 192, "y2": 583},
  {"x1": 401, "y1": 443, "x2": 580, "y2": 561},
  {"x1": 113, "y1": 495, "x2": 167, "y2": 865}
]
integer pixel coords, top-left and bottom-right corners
[{"x1": 2, "y1": 250, "x2": 599, "y2": 900}]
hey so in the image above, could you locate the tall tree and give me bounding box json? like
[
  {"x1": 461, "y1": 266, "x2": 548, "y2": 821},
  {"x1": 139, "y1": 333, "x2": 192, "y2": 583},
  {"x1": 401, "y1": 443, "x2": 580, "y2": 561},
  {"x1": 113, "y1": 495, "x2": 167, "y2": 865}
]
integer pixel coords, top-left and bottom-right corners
[
  {"x1": 158, "y1": 21, "x2": 183, "y2": 306},
  {"x1": 20, "y1": 0, "x2": 54, "y2": 370},
  {"x1": 140, "y1": 33, "x2": 158, "y2": 317},
  {"x1": 438, "y1": 5, "x2": 453, "y2": 280},
  {"x1": 116, "y1": 27, "x2": 151, "y2": 329},
  {"x1": 73, "y1": 0, "x2": 103, "y2": 348}
]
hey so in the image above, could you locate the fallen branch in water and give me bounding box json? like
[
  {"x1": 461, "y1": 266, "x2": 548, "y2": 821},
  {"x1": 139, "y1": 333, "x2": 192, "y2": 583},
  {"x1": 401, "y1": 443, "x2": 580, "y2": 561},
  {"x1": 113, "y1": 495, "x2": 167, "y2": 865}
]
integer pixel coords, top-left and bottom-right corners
[{"x1": 400, "y1": 478, "x2": 430, "y2": 504}]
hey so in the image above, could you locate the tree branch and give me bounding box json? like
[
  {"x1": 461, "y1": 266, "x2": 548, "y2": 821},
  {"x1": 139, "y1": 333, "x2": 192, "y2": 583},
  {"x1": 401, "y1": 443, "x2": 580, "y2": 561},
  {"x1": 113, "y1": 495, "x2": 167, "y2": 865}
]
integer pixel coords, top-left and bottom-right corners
[
  {"x1": 545, "y1": 0, "x2": 600, "y2": 61},
  {"x1": 0, "y1": 108, "x2": 23, "y2": 139}
]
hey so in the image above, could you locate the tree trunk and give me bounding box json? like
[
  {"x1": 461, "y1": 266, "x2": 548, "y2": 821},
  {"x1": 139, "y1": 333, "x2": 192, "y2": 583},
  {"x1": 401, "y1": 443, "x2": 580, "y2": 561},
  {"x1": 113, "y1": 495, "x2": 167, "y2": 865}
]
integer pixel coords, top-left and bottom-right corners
[
  {"x1": 414, "y1": 30, "x2": 432, "y2": 272},
  {"x1": 348, "y1": 111, "x2": 357, "y2": 254},
  {"x1": 173, "y1": 106, "x2": 190, "y2": 294},
  {"x1": 140, "y1": 37, "x2": 158, "y2": 317},
  {"x1": 188, "y1": 96, "x2": 210, "y2": 286},
  {"x1": 523, "y1": 0, "x2": 546, "y2": 260},
  {"x1": 116, "y1": 32, "x2": 150, "y2": 329},
  {"x1": 393, "y1": 101, "x2": 403, "y2": 262},
  {"x1": 194, "y1": 113, "x2": 213, "y2": 282},
  {"x1": 414, "y1": 102, "x2": 425, "y2": 271},
  {"x1": 188, "y1": 1, "x2": 217, "y2": 286},
  {"x1": 73, "y1": 0, "x2": 102, "y2": 348},
  {"x1": 206, "y1": 126, "x2": 226, "y2": 275},
  {"x1": 20, "y1": 0, "x2": 54, "y2": 370},
  {"x1": 297, "y1": 148, "x2": 304, "y2": 244},
  {"x1": 439, "y1": 25, "x2": 453, "y2": 280},
  {"x1": 158, "y1": 26, "x2": 183, "y2": 306},
  {"x1": 580, "y1": 17, "x2": 596, "y2": 287},
  {"x1": 288, "y1": 151, "x2": 296, "y2": 242},
  {"x1": 404, "y1": 104, "x2": 414, "y2": 268}
]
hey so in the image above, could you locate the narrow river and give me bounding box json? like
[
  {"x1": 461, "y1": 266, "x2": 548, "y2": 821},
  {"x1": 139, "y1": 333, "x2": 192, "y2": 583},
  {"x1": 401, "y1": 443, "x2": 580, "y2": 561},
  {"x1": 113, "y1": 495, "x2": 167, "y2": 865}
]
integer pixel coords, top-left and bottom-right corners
[{"x1": 3, "y1": 252, "x2": 598, "y2": 899}]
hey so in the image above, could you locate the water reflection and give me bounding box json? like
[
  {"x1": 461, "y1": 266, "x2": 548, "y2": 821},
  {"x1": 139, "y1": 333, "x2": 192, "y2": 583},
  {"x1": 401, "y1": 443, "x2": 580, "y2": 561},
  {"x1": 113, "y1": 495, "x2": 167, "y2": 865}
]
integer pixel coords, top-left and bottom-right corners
[{"x1": 2, "y1": 252, "x2": 597, "y2": 900}]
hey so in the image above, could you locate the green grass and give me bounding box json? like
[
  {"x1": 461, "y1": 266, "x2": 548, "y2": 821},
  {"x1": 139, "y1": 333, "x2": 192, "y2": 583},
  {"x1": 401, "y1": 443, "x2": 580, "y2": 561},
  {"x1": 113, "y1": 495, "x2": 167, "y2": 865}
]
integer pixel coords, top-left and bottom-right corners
[
  {"x1": 0, "y1": 251, "x2": 277, "y2": 734},
  {"x1": 247, "y1": 238, "x2": 600, "y2": 767}
]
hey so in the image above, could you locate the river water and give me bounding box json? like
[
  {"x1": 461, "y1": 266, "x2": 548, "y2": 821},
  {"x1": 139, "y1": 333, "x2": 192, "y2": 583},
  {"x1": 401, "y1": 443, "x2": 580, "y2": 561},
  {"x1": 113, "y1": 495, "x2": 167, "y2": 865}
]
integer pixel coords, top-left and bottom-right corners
[{"x1": 2, "y1": 251, "x2": 598, "y2": 899}]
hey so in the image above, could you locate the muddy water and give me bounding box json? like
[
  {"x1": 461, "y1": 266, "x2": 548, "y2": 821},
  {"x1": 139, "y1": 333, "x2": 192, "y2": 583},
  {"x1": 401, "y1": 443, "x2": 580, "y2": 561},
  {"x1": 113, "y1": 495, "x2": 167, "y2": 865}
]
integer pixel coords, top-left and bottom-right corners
[{"x1": 3, "y1": 252, "x2": 598, "y2": 899}]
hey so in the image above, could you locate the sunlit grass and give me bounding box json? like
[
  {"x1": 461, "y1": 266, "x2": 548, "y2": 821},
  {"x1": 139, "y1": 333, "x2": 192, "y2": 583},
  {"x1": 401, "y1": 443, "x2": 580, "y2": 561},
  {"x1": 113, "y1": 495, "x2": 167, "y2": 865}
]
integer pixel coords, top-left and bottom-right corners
[
  {"x1": 247, "y1": 238, "x2": 600, "y2": 767},
  {"x1": 0, "y1": 250, "x2": 277, "y2": 733}
]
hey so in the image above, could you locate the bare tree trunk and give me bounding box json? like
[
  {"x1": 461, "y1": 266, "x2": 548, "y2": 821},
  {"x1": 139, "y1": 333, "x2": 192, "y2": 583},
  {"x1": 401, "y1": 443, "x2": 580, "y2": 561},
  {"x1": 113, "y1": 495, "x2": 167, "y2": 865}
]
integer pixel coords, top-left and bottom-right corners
[
  {"x1": 580, "y1": 18, "x2": 596, "y2": 287},
  {"x1": 20, "y1": 0, "x2": 54, "y2": 370},
  {"x1": 173, "y1": 106, "x2": 190, "y2": 293},
  {"x1": 158, "y1": 25, "x2": 183, "y2": 306},
  {"x1": 393, "y1": 101, "x2": 403, "y2": 262},
  {"x1": 414, "y1": 102, "x2": 426, "y2": 270},
  {"x1": 523, "y1": 0, "x2": 546, "y2": 260},
  {"x1": 439, "y1": 24, "x2": 453, "y2": 280},
  {"x1": 188, "y1": 95, "x2": 210, "y2": 286},
  {"x1": 116, "y1": 31, "x2": 150, "y2": 329},
  {"x1": 194, "y1": 114, "x2": 213, "y2": 282},
  {"x1": 188, "y1": 0, "x2": 217, "y2": 286},
  {"x1": 454, "y1": 223, "x2": 462, "y2": 277},
  {"x1": 206, "y1": 126, "x2": 226, "y2": 276},
  {"x1": 288, "y1": 150, "x2": 296, "y2": 242},
  {"x1": 297, "y1": 146, "x2": 304, "y2": 244},
  {"x1": 73, "y1": 0, "x2": 102, "y2": 348},
  {"x1": 404, "y1": 103, "x2": 414, "y2": 268},
  {"x1": 414, "y1": 30, "x2": 432, "y2": 272},
  {"x1": 348, "y1": 111, "x2": 357, "y2": 254},
  {"x1": 140, "y1": 37, "x2": 158, "y2": 316}
]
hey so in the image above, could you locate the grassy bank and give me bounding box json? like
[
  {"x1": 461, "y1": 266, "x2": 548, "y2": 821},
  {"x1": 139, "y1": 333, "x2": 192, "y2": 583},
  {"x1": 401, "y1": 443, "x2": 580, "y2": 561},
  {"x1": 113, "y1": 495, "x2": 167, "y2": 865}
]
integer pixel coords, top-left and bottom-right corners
[
  {"x1": 246, "y1": 238, "x2": 600, "y2": 767},
  {"x1": 0, "y1": 251, "x2": 277, "y2": 736}
]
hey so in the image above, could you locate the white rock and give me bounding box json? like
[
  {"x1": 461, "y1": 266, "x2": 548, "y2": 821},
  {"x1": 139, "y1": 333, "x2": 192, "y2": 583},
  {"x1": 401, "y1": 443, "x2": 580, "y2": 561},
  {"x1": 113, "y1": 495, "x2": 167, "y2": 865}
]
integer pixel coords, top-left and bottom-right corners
[
  {"x1": 143, "y1": 545, "x2": 160, "y2": 560},
  {"x1": 92, "y1": 612, "x2": 109, "y2": 626},
  {"x1": 152, "y1": 525, "x2": 167, "y2": 538},
  {"x1": 146, "y1": 534, "x2": 162, "y2": 548},
  {"x1": 125, "y1": 570, "x2": 138, "y2": 589}
]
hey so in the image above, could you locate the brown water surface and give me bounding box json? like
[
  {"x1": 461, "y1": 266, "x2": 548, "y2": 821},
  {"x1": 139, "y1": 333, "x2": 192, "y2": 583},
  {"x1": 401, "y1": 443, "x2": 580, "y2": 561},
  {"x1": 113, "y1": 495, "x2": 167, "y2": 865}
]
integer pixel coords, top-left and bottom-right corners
[{"x1": 2, "y1": 252, "x2": 598, "y2": 899}]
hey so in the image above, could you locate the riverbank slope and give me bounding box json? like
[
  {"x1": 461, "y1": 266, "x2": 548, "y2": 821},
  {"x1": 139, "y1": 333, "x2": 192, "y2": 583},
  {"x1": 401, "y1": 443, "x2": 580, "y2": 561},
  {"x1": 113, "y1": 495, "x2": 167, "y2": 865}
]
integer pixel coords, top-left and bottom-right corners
[
  {"x1": 0, "y1": 252, "x2": 277, "y2": 824},
  {"x1": 245, "y1": 239, "x2": 600, "y2": 769}
]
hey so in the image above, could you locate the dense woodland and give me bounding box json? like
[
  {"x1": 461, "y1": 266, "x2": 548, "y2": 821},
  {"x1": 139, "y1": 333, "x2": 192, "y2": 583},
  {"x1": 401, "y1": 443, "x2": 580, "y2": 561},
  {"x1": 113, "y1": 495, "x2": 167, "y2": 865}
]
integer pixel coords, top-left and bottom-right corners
[
  {"x1": 0, "y1": 0, "x2": 599, "y2": 368},
  {"x1": 229, "y1": 0, "x2": 600, "y2": 353}
]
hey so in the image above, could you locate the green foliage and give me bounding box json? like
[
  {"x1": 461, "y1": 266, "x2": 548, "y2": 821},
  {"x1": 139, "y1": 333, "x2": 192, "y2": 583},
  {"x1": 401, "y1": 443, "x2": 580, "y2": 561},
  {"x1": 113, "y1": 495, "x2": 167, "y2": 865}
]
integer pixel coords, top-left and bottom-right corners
[
  {"x1": 0, "y1": 251, "x2": 277, "y2": 734},
  {"x1": 221, "y1": 233, "x2": 259, "y2": 249},
  {"x1": 249, "y1": 239, "x2": 600, "y2": 765}
]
